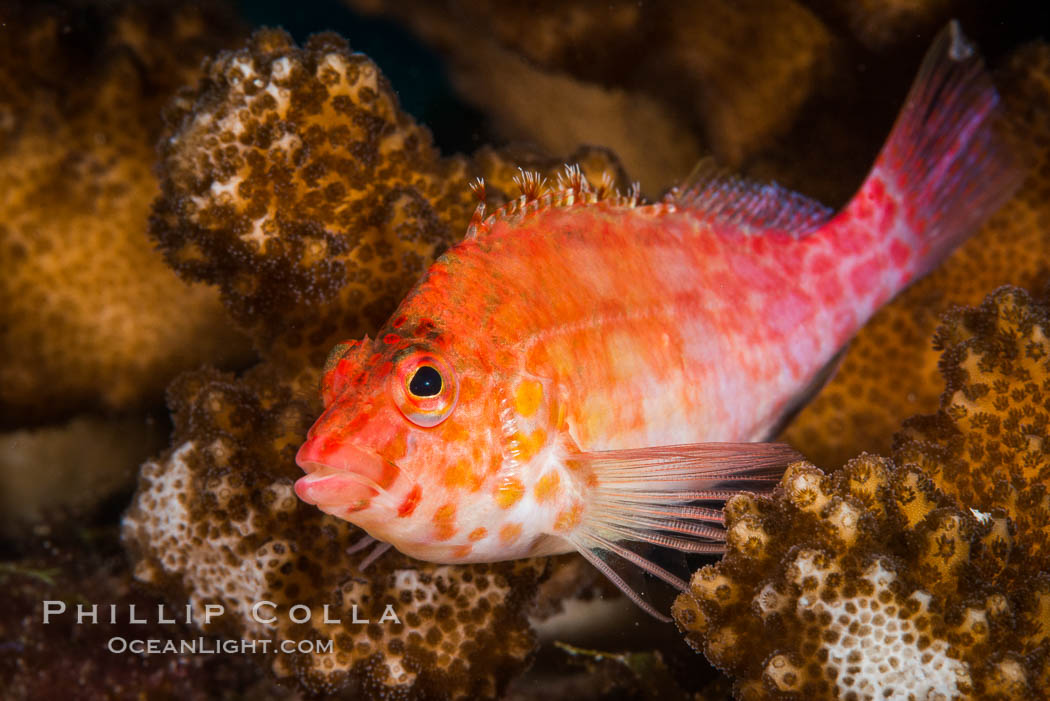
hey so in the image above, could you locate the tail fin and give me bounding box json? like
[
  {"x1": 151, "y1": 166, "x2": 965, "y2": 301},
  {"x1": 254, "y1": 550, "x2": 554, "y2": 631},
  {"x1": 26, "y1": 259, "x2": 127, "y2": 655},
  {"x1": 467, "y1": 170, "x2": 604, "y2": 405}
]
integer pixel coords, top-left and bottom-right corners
[{"x1": 847, "y1": 20, "x2": 1019, "y2": 278}]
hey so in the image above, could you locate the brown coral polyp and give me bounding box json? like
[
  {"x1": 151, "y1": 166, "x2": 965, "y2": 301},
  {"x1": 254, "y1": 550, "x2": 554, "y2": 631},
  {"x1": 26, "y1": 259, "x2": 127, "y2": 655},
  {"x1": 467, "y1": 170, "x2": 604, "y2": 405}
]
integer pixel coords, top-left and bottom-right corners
[{"x1": 674, "y1": 457, "x2": 1046, "y2": 699}]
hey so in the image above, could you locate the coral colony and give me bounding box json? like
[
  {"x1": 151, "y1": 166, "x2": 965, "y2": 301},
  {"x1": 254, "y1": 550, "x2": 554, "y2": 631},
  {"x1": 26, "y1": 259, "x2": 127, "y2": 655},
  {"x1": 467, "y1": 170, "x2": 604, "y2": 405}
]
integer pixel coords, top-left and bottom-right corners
[{"x1": 2, "y1": 1, "x2": 1049, "y2": 699}]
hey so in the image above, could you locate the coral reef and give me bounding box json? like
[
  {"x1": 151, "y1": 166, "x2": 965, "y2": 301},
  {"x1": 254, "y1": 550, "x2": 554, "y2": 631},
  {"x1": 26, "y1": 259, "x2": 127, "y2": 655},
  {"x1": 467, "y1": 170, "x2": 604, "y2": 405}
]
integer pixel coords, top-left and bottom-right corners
[
  {"x1": 125, "y1": 28, "x2": 629, "y2": 698},
  {"x1": 151, "y1": 28, "x2": 627, "y2": 364},
  {"x1": 3, "y1": 1, "x2": 1041, "y2": 697},
  {"x1": 783, "y1": 42, "x2": 1050, "y2": 467},
  {"x1": 674, "y1": 456, "x2": 1048, "y2": 699},
  {"x1": 896, "y1": 286, "x2": 1050, "y2": 565},
  {"x1": 674, "y1": 287, "x2": 1050, "y2": 699},
  {"x1": 150, "y1": 29, "x2": 472, "y2": 353},
  {"x1": 0, "y1": 1, "x2": 250, "y2": 424}
]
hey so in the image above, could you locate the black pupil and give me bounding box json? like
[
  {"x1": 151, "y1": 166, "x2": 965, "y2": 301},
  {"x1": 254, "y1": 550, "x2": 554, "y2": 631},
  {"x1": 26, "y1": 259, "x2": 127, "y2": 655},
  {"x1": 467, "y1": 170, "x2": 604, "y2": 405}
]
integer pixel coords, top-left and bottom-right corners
[{"x1": 409, "y1": 366, "x2": 442, "y2": 397}]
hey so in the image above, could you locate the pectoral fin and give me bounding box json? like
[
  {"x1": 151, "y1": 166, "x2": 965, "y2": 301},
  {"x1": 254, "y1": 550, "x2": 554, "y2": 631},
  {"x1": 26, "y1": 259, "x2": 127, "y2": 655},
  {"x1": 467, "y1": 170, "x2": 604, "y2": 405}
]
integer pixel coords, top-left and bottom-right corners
[{"x1": 566, "y1": 441, "x2": 802, "y2": 621}]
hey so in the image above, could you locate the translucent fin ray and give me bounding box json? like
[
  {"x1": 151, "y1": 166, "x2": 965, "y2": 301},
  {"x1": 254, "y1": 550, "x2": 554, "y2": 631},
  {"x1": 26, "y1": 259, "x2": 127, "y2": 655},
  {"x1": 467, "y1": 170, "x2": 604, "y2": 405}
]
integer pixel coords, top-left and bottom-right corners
[
  {"x1": 570, "y1": 535, "x2": 673, "y2": 622},
  {"x1": 579, "y1": 531, "x2": 688, "y2": 591},
  {"x1": 568, "y1": 441, "x2": 801, "y2": 619},
  {"x1": 666, "y1": 159, "x2": 834, "y2": 237},
  {"x1": 844, "y1": 19, "x2": 1019, "y2": 276}
]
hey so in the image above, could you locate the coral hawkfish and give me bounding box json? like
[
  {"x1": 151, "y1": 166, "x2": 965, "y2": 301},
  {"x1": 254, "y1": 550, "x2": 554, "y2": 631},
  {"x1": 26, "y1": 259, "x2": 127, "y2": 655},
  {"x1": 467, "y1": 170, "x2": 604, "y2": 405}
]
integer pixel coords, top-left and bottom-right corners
[{"x1": 295, "y1": 23, "x2": 1016, "y2": 619}]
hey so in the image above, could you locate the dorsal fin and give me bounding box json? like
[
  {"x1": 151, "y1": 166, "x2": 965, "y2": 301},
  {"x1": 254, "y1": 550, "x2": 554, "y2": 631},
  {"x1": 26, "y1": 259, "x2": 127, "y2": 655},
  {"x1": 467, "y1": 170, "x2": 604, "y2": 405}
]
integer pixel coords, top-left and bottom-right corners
[
  {"x1": 666, "y1": 158, "x2": 834, "y2": 238},
  {"x1": 465, "y1": 164, "x2": 643, "y2": 240}
]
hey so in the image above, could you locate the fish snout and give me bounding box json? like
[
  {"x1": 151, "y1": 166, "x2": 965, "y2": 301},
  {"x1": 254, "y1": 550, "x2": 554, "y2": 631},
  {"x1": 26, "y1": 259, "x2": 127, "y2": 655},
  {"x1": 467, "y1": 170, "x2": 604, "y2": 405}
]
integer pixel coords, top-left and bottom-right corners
[{"x1": 294, "y1": 438, "x2": 404, "y2": 513}]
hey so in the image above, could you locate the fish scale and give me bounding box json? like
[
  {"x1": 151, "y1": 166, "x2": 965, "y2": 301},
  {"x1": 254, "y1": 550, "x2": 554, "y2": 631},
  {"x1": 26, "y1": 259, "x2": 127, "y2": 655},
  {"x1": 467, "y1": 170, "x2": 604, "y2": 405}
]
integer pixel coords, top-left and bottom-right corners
[{"x1": 295, "y1": 22, "x2": 1019, "y2": 620}]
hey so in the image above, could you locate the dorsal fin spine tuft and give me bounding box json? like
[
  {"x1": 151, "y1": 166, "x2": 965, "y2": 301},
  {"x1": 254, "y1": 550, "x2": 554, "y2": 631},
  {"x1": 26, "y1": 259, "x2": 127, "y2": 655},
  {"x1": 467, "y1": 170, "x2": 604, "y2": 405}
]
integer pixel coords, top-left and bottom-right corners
[
  {"x1": 512, "y1": 168, "x2": 549, "y2": 202},
  {"x1": 464, "y1": 163, "x2": 642, "y2": 241}
]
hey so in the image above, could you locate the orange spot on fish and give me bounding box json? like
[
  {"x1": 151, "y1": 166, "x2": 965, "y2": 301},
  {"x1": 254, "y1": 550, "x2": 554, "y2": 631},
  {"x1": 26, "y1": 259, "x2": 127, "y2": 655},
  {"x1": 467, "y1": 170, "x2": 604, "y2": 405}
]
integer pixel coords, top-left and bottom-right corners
[
  {"x1": 513, "y1": 379, "x2": 543, "y2": 418},
  {"x1": 443, "y1": 460, "x2": 480, "y2": 491},
  {"x1": 553, "y1": 502, "x2": 583, "y2": 532},
  {"x1": 383, "y1": 333, "x2": 400, "y2": 344},
  {"x1": 392, "y1": 315, "x2": 407, "y2": 328},
  {"x1": 342, "y1": 499, "x2": 370, "y2": 515},
  {"x1": 451, "y1": 544, "x2": 472, "y2": 559},
  {"x1": 499, "y1": 523, "x2": 522, "y2": 544},
  {"x1": 495, "y1": 477, "x2": 524, "y2": 509},
  {"x1": 432, "y1": 503, "x2": 457, "y2": 541},
  {"x1": 397, "y1": 485, "x2": 422, "y2": 517},
  {"x1": 468, "y1": 527, "x2": 487, "y2": 541},
  {"x1": 382, "y1": 432, "x2": 408, "y2": 462},
  {"x1": 534, "y1": 471, "x2": 561, "y2": 503},
  {"x1": 511, "y1": 428, "x2": 547, "y2": 462},
  {"x1": 378, "y1": 461, "x2": 401, "y2": 490}
]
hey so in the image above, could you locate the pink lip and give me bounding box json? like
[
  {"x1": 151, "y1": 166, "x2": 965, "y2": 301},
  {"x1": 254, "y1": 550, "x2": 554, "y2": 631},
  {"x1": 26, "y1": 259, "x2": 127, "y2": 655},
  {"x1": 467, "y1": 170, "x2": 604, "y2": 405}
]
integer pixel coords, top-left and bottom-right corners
[
  {"x1": 294, "y1": 466, "x2": 378, "y2": 510},
  {"x1": 294, "y1": 438, "x2": 400, "y2": 509}
]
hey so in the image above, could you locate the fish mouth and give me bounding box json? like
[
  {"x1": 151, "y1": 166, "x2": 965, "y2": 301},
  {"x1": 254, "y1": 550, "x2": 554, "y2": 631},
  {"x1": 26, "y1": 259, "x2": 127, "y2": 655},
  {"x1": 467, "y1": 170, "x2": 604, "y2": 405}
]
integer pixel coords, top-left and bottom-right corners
[{"x1": 294, "y1": 439, "x2": 403, "y2": 511}]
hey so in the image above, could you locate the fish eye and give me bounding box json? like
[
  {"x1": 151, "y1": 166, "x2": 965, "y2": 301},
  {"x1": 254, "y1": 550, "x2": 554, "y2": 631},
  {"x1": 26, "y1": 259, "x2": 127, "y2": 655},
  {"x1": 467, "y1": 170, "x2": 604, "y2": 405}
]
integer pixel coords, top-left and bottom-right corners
[
  {"x1": 392, "y1": 349, "x2": 458, "y2": 427},
  {"x1": 408, "y1": 365, "x2": 442, "y2": 397}
]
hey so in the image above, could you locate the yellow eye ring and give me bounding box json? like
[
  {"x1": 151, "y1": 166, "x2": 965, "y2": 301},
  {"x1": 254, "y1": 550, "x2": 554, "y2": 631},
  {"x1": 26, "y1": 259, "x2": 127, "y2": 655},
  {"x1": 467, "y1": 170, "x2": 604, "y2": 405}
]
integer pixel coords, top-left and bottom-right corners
[{"x1": 391, "y1": 348, "x2": 458, "y2": 427}]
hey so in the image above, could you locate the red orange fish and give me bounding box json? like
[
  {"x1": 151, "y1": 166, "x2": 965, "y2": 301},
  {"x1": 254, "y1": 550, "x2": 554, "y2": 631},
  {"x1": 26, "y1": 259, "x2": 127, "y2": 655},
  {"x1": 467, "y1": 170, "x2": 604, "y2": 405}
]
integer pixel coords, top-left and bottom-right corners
[{"x1": 295, "y1": 23, "x2": 1017, "y2": 620}]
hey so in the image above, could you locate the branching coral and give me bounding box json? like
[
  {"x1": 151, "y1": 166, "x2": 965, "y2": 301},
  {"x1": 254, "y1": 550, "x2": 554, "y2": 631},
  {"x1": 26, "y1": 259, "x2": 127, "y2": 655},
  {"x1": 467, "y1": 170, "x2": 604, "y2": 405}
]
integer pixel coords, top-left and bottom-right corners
[
  {"x1": 125, "y1": 28, "x2": 629, "y2": 698},
  {"x1": 0, "y1": 1, "x2": 250, "y2": 423},
  {"x1": 674, "y1": 287, "x2": 1050, "y2": 699},
  {"x1": 150, "y1": 28, "x2": 627, "y2": 369},
  {"x1": 673, "y1": 456, "x2": 1048, "y2": 699},
  {"x1": 895, "y1": 286, "x2": 1050, "y2": 566},
  {"x1": 783, "y1": 42, "x2": 1050, "y2": 468},
  {"x1": 151, "y1": 29, "x2": 472, "y2": 353}
]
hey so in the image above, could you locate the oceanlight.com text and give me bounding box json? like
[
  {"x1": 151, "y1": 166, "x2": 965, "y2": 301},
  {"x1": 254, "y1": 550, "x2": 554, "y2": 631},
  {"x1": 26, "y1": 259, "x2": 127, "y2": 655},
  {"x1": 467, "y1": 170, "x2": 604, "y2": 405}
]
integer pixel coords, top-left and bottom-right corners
[{"x1": 106, "y1": 637, "x2": 333, "y2": 655}]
